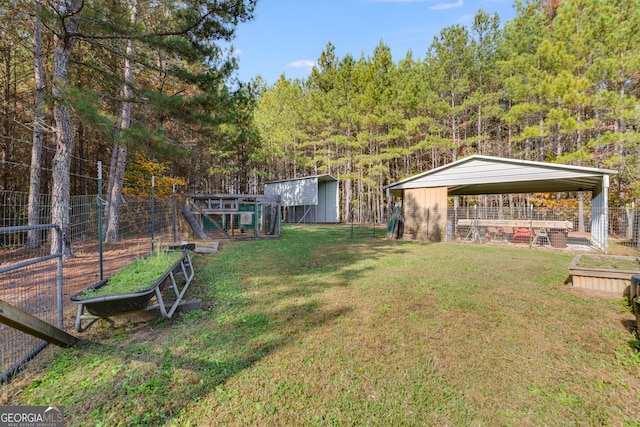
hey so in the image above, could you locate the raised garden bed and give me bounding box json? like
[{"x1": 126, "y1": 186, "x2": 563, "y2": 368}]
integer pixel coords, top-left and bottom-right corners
[
  {"x1": 568, "y1": 254, "x2": 640, "y2": 298},
  {"x1": 71, "y1": 249, "x2": 194, "y2": 331}
]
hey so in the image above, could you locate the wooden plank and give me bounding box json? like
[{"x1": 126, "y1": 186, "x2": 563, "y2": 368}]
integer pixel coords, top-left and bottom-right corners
[
  {"x1": 457, "y1": 219, "x2": 573, "y2": 230},
  {"x1": 0, "y1": 300, "x2": 77, "y2": 347}
]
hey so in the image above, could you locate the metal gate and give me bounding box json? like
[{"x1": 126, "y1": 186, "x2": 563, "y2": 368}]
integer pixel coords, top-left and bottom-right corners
[{"x1": 0, "y1": 225, "x2": 63, "y2": 382}]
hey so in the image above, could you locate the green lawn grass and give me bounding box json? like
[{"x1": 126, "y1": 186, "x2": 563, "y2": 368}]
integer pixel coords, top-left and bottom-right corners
[{"x1": 2, "y1": 224, "x2": 639, "y2": 426}]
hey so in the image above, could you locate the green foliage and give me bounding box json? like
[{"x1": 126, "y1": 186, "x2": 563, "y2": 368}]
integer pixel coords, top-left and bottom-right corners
[
  {"x1": 5, "y1": 0, "x2": 257, "y2": 196},
  {"x1": 66, "y1": 86, "x2": 116, "y2": 138},
  {"x1": 7, "y1": 0, "x2": 640, "y2": 218}
]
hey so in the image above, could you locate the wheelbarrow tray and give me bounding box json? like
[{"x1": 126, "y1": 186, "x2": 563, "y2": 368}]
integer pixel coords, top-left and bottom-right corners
[
  {"x1": 71, "y1": 277, "x2": 159, "y2": 317},
  {"x1": 71, "y1": 250, "x2": 190, "y2": 318}
]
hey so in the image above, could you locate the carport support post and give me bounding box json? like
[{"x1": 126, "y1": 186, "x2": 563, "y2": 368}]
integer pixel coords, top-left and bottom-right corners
[{"x1": 591, "y1": 175, "x2": 610, "y2": 253}]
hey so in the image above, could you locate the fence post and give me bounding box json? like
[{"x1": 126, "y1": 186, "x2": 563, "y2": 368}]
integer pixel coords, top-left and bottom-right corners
[
  {"x1": 97, "y1": 162, "x2": 103, "y2": 281},
  {"x1": 254, "y1": 198, "x2": 259, "y2": 237},
  {"x1": 529, "y1": 204, "x2": 534, "y2": 249},
  {"x1": 351, "y1": 207, "x2": 354, "y2": 239},
  {"x1": 629, "y1": 203, "x2": 636, "y2": 243},
  {"x1": 473, "y1": 204, "x2": 478, "y2": 242},
  {"x1": 454, "y1": 206, "x2": 458, "y2": 241},
  {"x1": 151, "y1": 176, "x2": 155, "y2": 253},
  {"x1": 426, "y1": 207, "x2": 430, "y2": 241},
  {"x1": 172, "y1": 184, "x2": 177, "y2": 243},
  {"x1": 55, "y1": 225, "x2": 63, "y2": 329},
  {"x1": 633, "y1": 203, "x2": 639, "y2": 249},
  {"x1": 372, "y1": 216, "x2": 375, "y2": 238}
]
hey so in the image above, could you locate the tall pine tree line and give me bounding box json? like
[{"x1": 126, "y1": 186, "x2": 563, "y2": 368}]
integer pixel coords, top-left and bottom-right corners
[
  {"x1": 254, "y1": 0, "x2": 640, "y2": 223},
  {"x1": 1, "y1": 0, "x2": 255, "y2": 255}
]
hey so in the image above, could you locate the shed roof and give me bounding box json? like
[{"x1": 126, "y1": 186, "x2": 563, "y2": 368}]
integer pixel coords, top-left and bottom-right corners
[
  {"x1": 265, "y1": 174, "x2": 338, "y2": 185},
  {"x1": 384, "y1": 155, "x2": 617, "y2": 197}
]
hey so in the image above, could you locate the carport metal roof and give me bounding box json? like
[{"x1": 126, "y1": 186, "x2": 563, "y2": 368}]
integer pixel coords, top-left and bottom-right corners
[{"x1": 384, "y1": 155, "x2": 617, "y2": 197}]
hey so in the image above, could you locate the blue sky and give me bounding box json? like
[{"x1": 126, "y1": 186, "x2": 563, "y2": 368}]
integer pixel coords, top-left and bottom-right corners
[{"x1": 229, "y1": 0, "x2": 518, "y2": 85}]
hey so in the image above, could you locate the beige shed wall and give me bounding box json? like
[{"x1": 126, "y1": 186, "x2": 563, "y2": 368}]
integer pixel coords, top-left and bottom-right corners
[{"x1": 402, "y1": 187, "x2": 448, "y2": 241}]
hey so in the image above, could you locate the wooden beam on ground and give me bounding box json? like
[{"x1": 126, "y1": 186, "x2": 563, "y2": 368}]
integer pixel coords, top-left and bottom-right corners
[{"x1": 0, "y1": 300, "x2": 77, "y2": 347}]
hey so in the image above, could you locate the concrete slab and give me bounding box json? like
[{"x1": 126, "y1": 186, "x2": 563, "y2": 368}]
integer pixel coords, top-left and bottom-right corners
[{"x1": 194, "y1": 246, "x2": 217, "y2": 255}]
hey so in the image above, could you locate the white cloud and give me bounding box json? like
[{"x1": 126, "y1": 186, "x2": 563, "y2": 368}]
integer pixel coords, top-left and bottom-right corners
[
  {"x1": 456, "y1": 13, "x2": 474, "y2": 24},
  {"x1": 430, "y1": 0, "x2": 463, "y2": 10},
  {"x1": 287, "y1": 60, "x2": 317, "y2": 69}
]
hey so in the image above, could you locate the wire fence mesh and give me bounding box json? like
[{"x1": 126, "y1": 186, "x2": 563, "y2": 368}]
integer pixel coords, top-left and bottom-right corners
[
  {"x1": 391, "y1": 204, "x2": 640, "y2": 251},
  {"x1": 2, "y1": 185, "x2": 640, "y2": 381},
  {"x1": 0, "y1": 188, "x2": 186, "y2": 381},
  {"x1": 0, "y1": 225, "x2": 63, "y2": 383},
  {"x1": 1, "y1": 190, "x2": 181, "y2": 267}
]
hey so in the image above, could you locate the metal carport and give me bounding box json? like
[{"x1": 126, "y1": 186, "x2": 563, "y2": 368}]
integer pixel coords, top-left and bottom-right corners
[{"x1": 384, "y1": 155, "x2": 617, "y2": 250}]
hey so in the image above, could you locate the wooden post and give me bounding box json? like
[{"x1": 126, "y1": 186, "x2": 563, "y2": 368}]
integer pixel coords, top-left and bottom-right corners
[{"x1": 0, "y1": 300, "x2": 77, "y2": 347}]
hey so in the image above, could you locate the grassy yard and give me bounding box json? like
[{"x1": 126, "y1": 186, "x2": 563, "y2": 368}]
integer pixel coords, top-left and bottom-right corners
[{"x1": 1, "y1": 225, "x2": 639, "y2": 426}]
